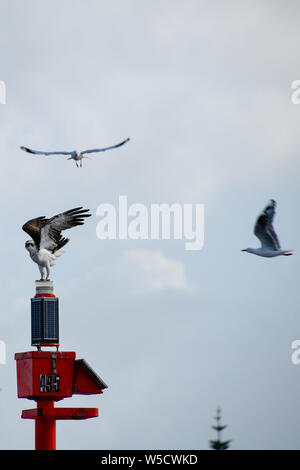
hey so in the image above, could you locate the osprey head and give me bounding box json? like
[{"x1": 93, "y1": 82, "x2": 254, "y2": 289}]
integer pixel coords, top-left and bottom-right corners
[{"x1": 25, "y1": 240, "x2": 37, "y2": 253}]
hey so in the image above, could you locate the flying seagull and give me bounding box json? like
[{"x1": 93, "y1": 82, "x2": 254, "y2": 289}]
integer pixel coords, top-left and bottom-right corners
[
  {"x1": 242, "y1": 199, "x2": 293, "y2": 257},
  {"x1": 20, "y1": 137, "x2": 130, "y2": 168},
  {"x1": 23, "y1": 207, "x2": 91, "y2": 280}
]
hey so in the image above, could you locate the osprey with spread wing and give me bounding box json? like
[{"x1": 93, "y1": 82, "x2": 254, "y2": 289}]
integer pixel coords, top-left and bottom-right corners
[{"x1": 23, "y1": 207, "x2": 91, "y2": 280}]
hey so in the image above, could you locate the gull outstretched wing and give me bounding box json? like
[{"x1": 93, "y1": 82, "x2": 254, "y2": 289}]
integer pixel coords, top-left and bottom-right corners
[
  {"x1": 20, "y1": 146, "x2": 71, "y2": 156},
  {"x1": 254, "y1": 199, "x2": 281, "y2": 250},
  {"x1": 81, "y1": 137, "x2": 130, "y2": 155}
]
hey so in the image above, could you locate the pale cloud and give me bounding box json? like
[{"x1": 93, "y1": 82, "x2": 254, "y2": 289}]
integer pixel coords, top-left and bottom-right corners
[{"x1": 124, "y1": 249, "x2": 193, "y2": 292}]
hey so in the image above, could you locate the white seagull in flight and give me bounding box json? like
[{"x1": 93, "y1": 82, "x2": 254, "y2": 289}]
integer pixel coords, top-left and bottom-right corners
[
  {"x1": 20, "y1": 137, "x2": 130, "y2": 168},
  {"x1": 23, "y1": 207, "x2": 91, "y2": 280},
  {"x1": 242, "y1": 199, "x2": 293, "y2": 257}
]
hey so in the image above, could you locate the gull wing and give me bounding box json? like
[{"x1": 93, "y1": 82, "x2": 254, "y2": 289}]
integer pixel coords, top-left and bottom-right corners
[
  {"x1": 81, "y1": 137, "x2": 130, "y2": 155},
  {"x1": 254, "y1": 199, "x2": 281, "y2": 250},
  {"x1": 20, "y1": 146, "x2": 71, "y2": 156},
  {"x1": 39, "y1": 207, "x2": 91, "y2": 252}
]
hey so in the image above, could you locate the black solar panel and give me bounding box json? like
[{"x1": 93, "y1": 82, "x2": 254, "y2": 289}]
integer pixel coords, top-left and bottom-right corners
[
  {"x1": 31, "y1": 297, "x2": 59, "y2": 346},
  {"x1": 43, "y1": 299, "x2": 59, "y2": 341},
  {"x1": 31, "y1": 299, "x2": 42, "y2": 342}
]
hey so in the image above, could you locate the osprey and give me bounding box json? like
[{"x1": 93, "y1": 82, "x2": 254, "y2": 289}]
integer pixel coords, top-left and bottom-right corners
[
  {"x1": 20, "y1": 137, "x2": 130, "y2": 168},
  {"x1": 241, "y1": 199, "x2": 293, "y2": 257},
  {"x1": 23, "y1": 207, "x2": 91, "y2": 280}
]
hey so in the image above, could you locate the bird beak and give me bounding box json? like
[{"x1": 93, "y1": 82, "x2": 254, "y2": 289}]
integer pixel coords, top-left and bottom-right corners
[{"x1": 241, "y1": 249, "x2": 246, "y2": 252}]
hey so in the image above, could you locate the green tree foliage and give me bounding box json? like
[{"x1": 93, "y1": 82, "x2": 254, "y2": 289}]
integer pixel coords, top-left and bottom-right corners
[{"x1": 209, "y1": 407, "x2": 231, "y2": 450}]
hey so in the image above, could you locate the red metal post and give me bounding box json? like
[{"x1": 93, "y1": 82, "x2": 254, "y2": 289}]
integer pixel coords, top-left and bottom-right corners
[
  {"x1": 15, "y1": 280, "x2": 107, "y2": 450},
  {"x1": 35, "y1": 400, "x2": 56, "y2": 450}
]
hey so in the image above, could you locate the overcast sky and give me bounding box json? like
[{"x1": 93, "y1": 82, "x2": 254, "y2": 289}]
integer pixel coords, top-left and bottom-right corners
[{"x1": 0, "y1": 0, "x2": 300, "y2": 450}]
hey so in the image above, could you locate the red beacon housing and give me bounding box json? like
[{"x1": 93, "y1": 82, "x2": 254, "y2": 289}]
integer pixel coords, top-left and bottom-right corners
[{"x1": 15, "y1": 280, "x2": 107, "y2": 450}]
